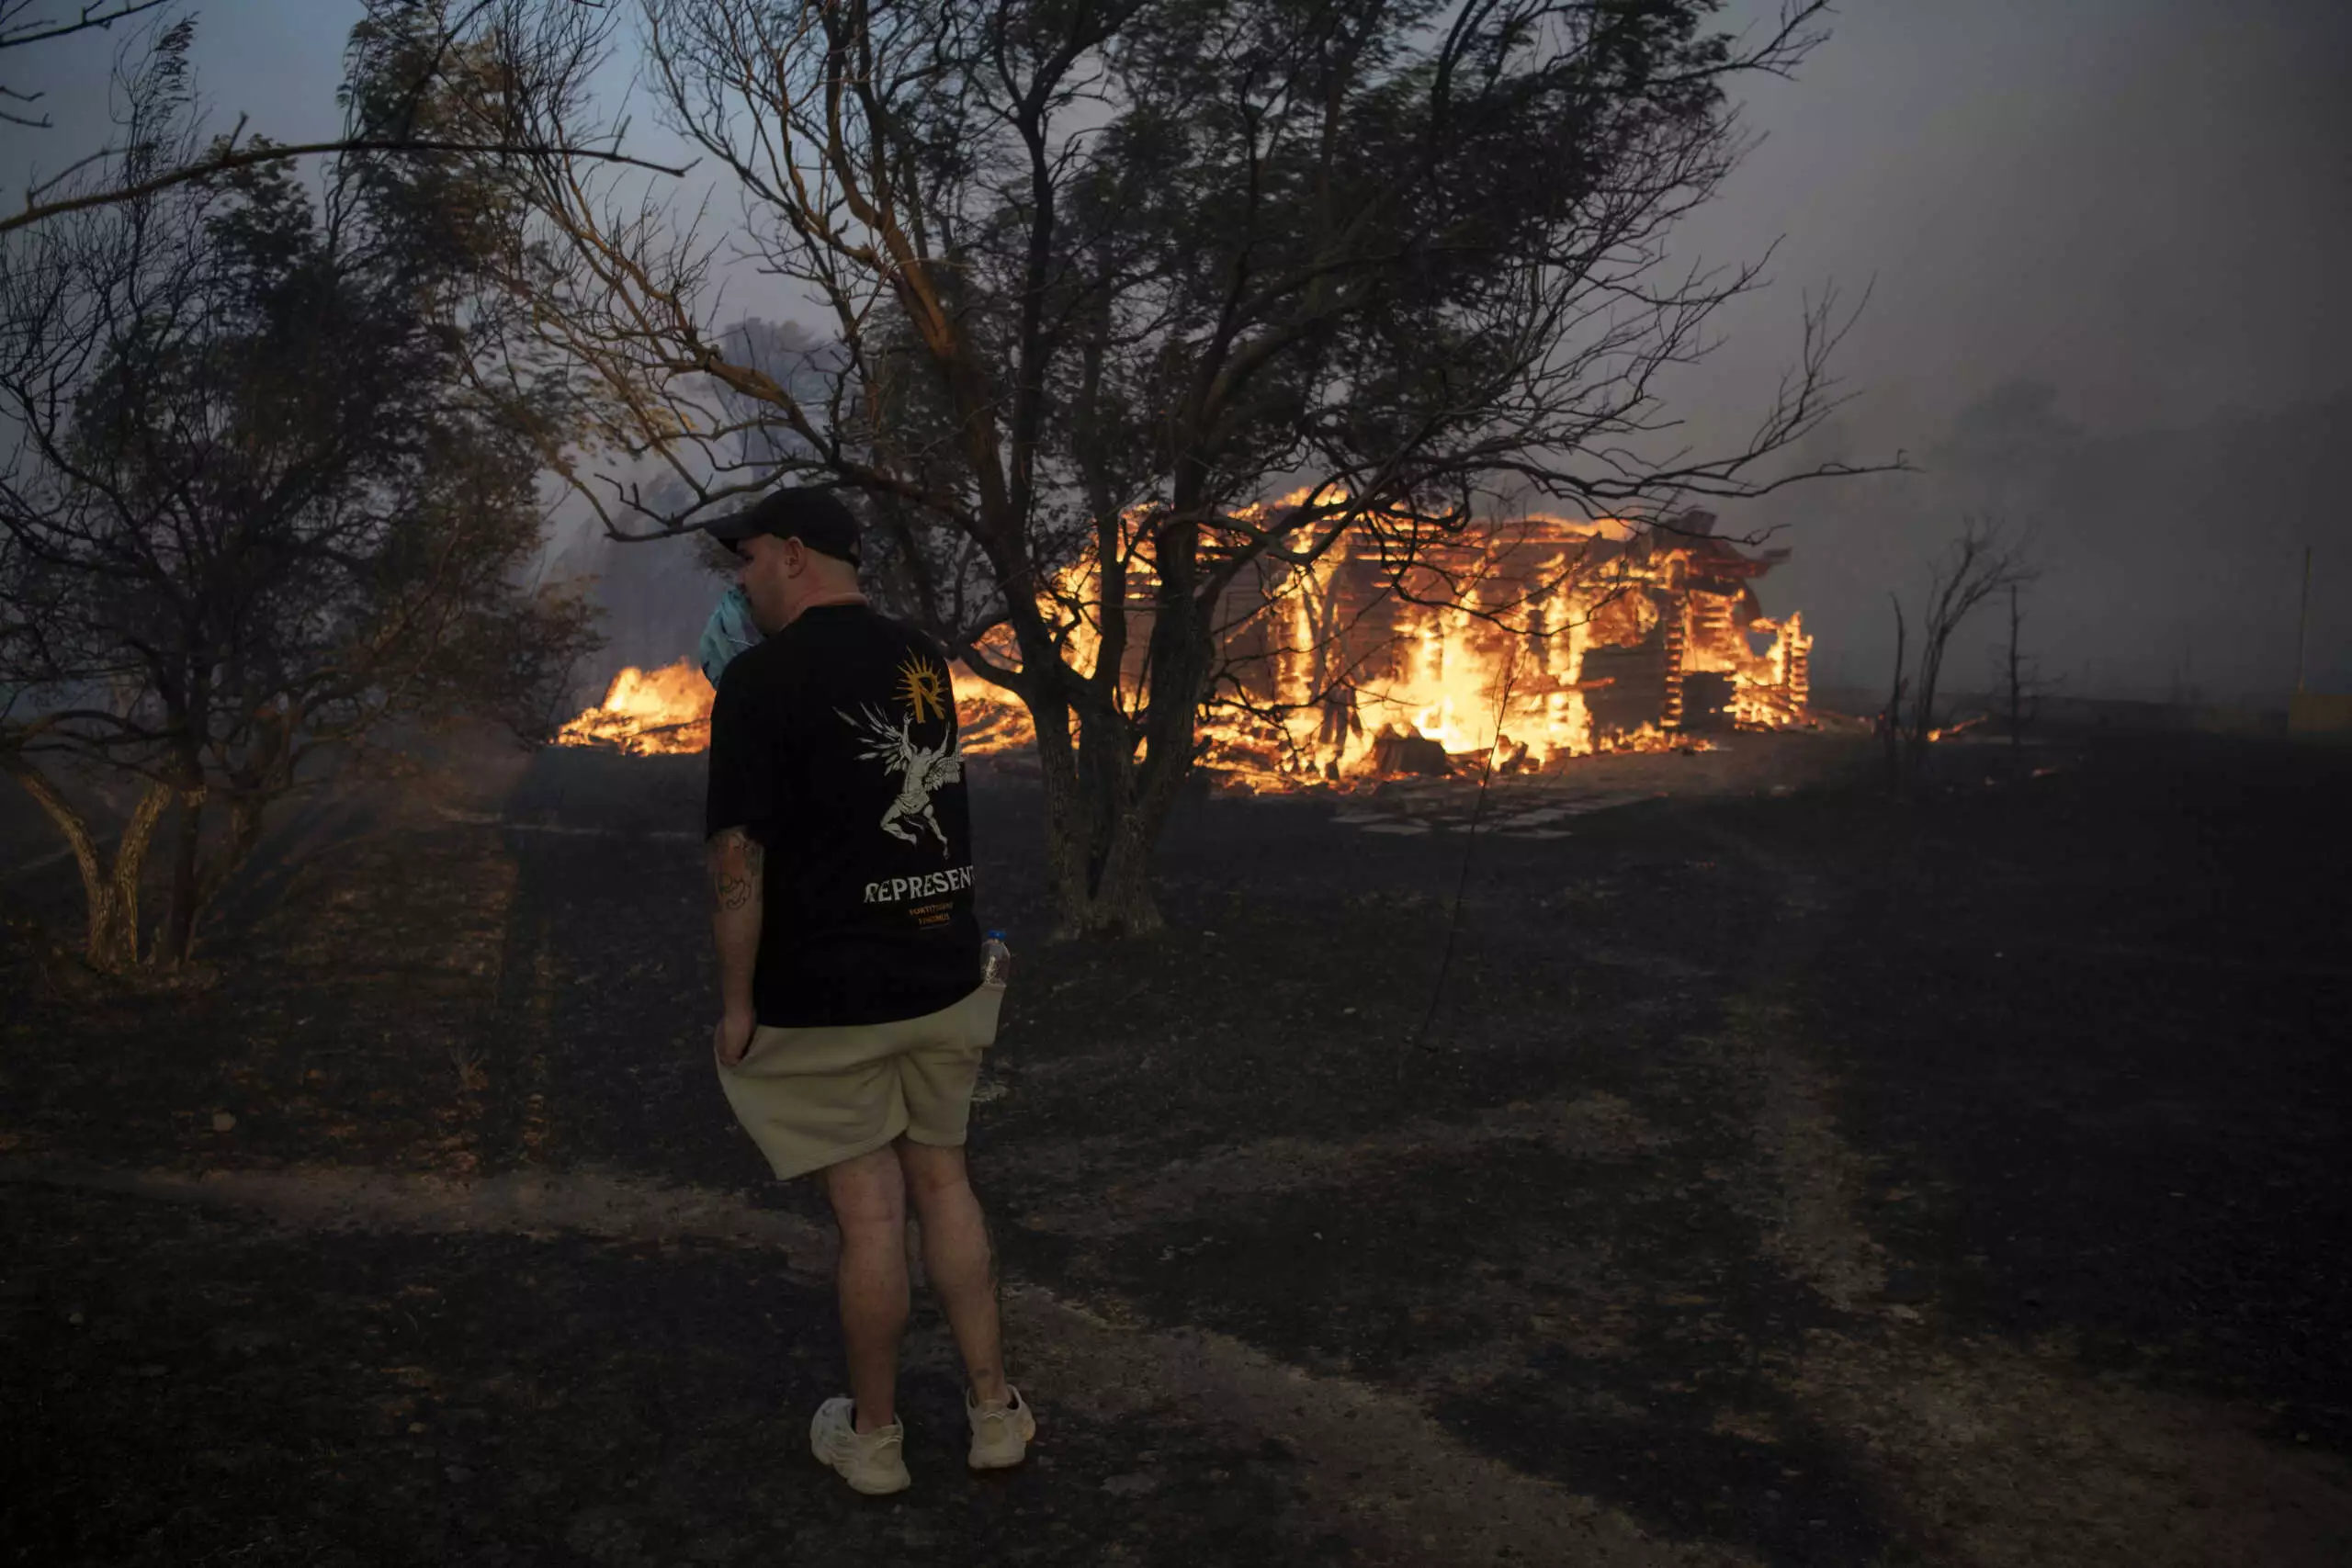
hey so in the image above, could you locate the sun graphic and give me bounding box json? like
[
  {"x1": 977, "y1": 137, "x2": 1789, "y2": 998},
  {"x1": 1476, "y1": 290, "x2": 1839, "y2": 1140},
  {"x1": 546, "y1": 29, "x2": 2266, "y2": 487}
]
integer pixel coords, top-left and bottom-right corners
[{"x1": 895, "y1": 655, "x2": 948, "y2": 722}]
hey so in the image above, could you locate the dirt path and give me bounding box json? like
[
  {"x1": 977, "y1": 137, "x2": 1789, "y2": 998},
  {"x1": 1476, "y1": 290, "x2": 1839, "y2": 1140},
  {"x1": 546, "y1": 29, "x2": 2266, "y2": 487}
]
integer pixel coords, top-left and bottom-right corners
[
  {"x1": 1, "y1": 1156, "x2": 1748, "y2": 1568},
  {"x1": 9, "y1": 1101, "x2": 2345, "y2": 1568}
]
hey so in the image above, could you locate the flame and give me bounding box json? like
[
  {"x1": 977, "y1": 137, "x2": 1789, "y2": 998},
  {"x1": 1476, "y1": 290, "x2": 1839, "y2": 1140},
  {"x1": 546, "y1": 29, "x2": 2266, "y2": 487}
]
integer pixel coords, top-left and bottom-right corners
[
  {"x1": 947, "y1": 664, "x2": 1038, "y2": 757},
  {"x1": 556, "y1": 660, "x2": 714, "y2": 755},
  {"x1": 555, "y1": 503, "x2": 1813, "y2": 785},
  {"x1": 927, "y1": 506, "x2": 1800, "y2": 787},
  {"x1": 556, "y1": 656, "x2": 1037, "y2": 759},
  {"x1": 1924, "y1": 712, "x2": 1989, "y2": 744}
]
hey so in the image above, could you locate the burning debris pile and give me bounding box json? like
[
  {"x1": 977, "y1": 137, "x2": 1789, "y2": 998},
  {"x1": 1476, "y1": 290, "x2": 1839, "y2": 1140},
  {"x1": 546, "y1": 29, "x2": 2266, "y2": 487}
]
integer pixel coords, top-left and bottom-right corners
[
  {"x1": 551, "y1": 653, "x2": 1015, "y2": 760},
  {"x1": 555, "y1": 660, "x2": 714, "y2": 755},
  {"x1": 555, "y1": 508, "x2": 1813, "y2": 784}
]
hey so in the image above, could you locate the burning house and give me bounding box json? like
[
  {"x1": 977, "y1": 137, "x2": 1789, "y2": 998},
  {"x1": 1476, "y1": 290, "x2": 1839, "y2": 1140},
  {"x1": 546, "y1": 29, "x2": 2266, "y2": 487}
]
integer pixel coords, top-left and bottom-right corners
[
  {"x1": 1194, "y1": 508, "x2": 1813, "y2": 780},
  {"x1": 555, "y1": 509, "x2": 1813, "y2": 782}
]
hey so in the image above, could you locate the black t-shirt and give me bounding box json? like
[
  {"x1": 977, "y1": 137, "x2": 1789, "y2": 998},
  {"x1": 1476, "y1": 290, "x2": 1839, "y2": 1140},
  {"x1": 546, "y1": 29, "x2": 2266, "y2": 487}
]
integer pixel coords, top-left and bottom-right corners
[{"x1": 704, "y1": 604, "x2": 981, "y2": 1027}]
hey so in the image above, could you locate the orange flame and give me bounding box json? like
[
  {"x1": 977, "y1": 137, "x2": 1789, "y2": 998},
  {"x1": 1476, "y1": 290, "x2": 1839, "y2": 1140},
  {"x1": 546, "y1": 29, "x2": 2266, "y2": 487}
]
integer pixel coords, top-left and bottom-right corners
[
  {"x1": 944, "y1": 504, "x2": 1807, "y2": 787},
  {"x1": 554, "y1": 505, "x2": 1811, "y2": 784},
  {"x1": 555, "y1": 656, "x2": 1037, "y2": 759},
  {"x1": 555, "y1": 660, "x2": 714, "y2": 755}
]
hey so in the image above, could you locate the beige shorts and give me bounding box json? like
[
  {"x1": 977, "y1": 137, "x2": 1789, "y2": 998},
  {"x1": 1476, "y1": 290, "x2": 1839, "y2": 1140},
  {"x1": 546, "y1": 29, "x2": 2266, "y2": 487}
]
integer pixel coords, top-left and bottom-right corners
[{"x1": 716, "y1": 984, "x2": 1003, "y2": 1180}]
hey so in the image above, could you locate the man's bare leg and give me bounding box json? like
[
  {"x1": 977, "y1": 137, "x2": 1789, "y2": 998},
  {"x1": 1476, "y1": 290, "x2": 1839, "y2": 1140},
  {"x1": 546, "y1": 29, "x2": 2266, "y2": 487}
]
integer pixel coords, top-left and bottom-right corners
[
  {"x1": 821, "y1": 1145, "x2": 909, "y2": 1433},
  {"x1": 895, "y1": 1138, "x2": 1009, "y2": 1404}
]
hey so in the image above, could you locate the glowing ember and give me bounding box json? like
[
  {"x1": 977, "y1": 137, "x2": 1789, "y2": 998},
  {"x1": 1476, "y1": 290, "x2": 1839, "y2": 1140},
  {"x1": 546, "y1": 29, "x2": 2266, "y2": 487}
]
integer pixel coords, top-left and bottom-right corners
[
  {"x1": 1925, "y1": 713, "x2": 1991, "y2": 744},
  {"x1": 556, "y1": 660, "x2": 714, "y2": 755}
]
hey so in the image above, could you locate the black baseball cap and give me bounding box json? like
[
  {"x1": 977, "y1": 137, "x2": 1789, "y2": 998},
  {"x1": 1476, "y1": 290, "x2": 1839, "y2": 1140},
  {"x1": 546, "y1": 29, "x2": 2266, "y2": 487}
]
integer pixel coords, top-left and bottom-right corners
[{"x1": 701, "y1": 486, "x2": 862, "y2": 565}]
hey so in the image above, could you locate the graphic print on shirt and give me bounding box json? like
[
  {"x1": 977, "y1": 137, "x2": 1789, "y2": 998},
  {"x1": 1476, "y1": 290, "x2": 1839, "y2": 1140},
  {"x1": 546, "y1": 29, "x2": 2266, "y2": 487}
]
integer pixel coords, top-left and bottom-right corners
[
  {"x1": 894, "y1": 651, "x2": 949, "y2": 722},
  {"x1": 842, "y1": 652, "x2": 962, "y2": 852}
]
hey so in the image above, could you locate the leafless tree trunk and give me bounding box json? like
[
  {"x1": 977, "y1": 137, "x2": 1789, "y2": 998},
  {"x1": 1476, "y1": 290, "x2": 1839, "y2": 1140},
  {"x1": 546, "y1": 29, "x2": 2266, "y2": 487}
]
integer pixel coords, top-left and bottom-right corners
[
  {"x1": 161, "y1": 783, "x2": 205, "y2": 965},
  {"x1": 1895, "y1": 517, "x2": 2035, "y2": 794},
  {"x1": 1883, "y1": 593, "x2": 1906, "y2": 798},
  {"x1": 2006, "y1": 582, "x2": 2023, "y2": 765},
  {"x1": 1989, "y1": 579, "x2": 2058, "y2": 781},
  {"x1": 0, "y1": 757, "x2": 173, "y2": 969}
]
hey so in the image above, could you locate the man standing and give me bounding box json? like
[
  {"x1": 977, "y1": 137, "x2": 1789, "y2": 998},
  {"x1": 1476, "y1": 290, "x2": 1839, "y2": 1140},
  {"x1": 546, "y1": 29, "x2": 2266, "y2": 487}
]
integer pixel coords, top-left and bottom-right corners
[{"x1": 700, "y1": 487, "x2": 1034, "y2": 1496}]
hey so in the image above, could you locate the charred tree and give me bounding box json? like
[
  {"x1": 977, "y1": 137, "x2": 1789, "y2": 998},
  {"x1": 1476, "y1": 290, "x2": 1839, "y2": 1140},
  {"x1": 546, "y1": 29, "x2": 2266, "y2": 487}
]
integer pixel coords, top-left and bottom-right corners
[
  {"x1": 1991, "y1": 579, "x2": 2056, "y2": 778},
  {"x1": 1883, "y1": 594, "x2": 1907, "y2": 798},
  {"x1": 1886, "y1": 518, "x2": 2034, "y2": 795},
  {"x1": 2007, "y1": 582, "x2": 2023, "y2": 761}
]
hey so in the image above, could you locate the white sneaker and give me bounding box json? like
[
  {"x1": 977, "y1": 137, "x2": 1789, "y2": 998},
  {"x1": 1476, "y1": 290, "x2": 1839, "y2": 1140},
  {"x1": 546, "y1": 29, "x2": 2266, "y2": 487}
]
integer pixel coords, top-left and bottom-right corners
[
  {"x1": 809, "y1": 1396, "x2": 911, "y2": 1495},
  {"x1": 966, "y1": 1386, "x2": 1036, "y2": 1471}
]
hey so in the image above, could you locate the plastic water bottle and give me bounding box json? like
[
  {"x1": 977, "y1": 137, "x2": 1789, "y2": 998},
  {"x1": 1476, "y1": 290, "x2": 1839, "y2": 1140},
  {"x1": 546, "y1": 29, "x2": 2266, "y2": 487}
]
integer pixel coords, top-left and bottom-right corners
[{"x1": 981, "y1": 930, "x2": 1012, "y2": 988}]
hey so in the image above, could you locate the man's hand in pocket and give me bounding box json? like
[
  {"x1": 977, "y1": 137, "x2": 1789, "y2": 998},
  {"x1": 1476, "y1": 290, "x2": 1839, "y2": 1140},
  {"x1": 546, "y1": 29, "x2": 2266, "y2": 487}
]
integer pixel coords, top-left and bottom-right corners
[{"x1": 714, "y1": 1009, "x2": 757, "y2": 1066}]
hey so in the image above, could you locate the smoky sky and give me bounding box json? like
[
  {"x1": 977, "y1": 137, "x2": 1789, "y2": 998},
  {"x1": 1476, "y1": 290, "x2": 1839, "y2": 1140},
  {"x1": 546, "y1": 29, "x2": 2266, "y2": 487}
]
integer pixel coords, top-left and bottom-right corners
[
  {"x1": 7, "y1": 0, "x2": 2347, "y2": 702},
  {"x1": 1676, "y1": 0, "x2": 2352, "y2": 701}
]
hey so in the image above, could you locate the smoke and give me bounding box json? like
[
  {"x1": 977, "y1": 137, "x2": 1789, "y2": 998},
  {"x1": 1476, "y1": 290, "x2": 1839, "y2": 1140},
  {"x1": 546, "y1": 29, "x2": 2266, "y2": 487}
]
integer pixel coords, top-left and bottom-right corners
[
  {"x1": 537, "y1": 483, "x2": 731, "y2": 703},
  {"x1": 537, "y1": 317, "x2": 840, "y2": 698},
  {"x1": 17, "y1": 1, "x2": 2339, "y2": 712},
  {"x1": 1660, "y1": 0, "x2": 2352, "y2": 706},
  {"x1": 1748, "y1": 385, "x2": 2352, "y2": 707}
]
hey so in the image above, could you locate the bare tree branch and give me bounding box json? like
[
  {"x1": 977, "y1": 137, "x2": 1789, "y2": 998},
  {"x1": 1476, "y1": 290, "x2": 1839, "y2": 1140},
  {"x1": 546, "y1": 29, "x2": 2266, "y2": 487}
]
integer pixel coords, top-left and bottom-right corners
[
  {"x1": 0, "y1": 0, "x2": 695, "y2": 234},
  {"x1": 5, "y1": 132, "x2": 693, "y2": 235},
  {"x1": 0, "y1": 0, "x2": 174, "y2": 53},
  {"x1": 1886, "y1": 515, "x2": 2038, "y2": 793}
]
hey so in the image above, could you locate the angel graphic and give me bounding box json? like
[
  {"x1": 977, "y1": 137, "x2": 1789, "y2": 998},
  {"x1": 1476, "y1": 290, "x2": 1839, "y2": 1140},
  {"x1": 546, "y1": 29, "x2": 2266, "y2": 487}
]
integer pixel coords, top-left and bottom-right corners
[{"x1": 840, "y1": 702, "x2": 963, "y2": 851}]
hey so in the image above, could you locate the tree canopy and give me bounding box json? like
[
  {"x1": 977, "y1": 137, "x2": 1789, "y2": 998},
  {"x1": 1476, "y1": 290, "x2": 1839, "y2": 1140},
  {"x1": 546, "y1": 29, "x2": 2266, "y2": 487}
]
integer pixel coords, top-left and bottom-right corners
[{"x1": 0, "y1": 11, "x2": 597, "y2": 973}]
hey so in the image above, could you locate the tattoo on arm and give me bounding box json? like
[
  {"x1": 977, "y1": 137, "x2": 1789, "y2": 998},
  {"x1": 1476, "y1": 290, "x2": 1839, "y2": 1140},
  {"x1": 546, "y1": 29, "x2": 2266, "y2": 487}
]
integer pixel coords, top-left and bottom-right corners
[{"x1": 709, "y1": 828, "x2": 764, "y2": 911}]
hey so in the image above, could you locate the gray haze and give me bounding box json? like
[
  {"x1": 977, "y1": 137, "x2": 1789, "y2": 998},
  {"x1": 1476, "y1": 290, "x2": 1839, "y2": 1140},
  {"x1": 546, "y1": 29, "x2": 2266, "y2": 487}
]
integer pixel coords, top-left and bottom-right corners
[
  {"x1": 1677, "y1": 0, "x2": 2352, "y2": 704},
  {"x1": 8, "y1": 0, "x2": 2347, "y2": 703}
]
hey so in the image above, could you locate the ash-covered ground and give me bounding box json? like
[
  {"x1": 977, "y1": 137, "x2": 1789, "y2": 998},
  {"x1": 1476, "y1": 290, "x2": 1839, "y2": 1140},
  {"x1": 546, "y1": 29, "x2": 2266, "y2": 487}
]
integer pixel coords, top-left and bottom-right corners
[{"x1": 3, "y1": 726, "x2": 2347, "y2": 1567}]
